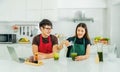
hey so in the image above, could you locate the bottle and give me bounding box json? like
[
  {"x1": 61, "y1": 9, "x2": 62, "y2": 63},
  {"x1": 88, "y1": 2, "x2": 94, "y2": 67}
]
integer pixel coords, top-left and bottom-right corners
[{"x1": 34, "y1": 52, "x2": 38, "y2": 63}]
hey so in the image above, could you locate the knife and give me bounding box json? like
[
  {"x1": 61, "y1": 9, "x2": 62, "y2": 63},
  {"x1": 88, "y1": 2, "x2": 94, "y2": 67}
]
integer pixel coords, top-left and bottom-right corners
[
  {"x1": 27, "y1": 26, "x2": 29, "y2": 36},
  {"x1": 23, "y1": 26, "x2": 25, "y2": 35},
  {"x1": 20, "y1": 26, "x2": 21, "y2": 35}
]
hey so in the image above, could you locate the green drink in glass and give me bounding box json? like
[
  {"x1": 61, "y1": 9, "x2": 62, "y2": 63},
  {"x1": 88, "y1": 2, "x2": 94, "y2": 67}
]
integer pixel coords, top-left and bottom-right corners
[
  {"x1": 54, "y1": 52, "x2": 59, "y2": 60},
  {"x1": 97, "y1": 51, "x2": 103, "y2": 62},
  {"x1": 71, "y1": 53, "x2": 77, "y2": 61}
]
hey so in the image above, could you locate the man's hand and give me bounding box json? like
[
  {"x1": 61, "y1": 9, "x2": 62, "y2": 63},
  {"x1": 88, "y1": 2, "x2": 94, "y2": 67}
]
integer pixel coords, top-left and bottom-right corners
[{"x1": 38, "y1": 53, "x2": 46, "y2": 60}]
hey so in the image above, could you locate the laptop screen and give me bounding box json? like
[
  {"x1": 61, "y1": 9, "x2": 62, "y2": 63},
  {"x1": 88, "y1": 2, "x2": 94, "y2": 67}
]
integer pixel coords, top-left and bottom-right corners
[{"x1": 7, "y1": 46, "x2": 20, "y2": 62}]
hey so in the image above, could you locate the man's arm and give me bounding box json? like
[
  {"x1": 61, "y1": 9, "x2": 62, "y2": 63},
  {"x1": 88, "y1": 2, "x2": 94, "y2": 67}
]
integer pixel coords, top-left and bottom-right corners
[
  {"x1": 32, "y1": 44, "x2": 58, "y2": 59},
  {"x1": 32, "y1": 44, "x2": 38, "y2": 55},
  {"x1": 41, "y1": 44, "x2": 58, "y2": 59}
]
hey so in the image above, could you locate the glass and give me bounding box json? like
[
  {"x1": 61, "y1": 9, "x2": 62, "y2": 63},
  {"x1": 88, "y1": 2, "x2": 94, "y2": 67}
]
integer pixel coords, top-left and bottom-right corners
[
  {"x1": 97, "y1": 52, "x2": 103, "y2": 62},
  {"x1": 107, "y1": 44, "x2": 117, "y2": 61},
  {"x1": 71, "y1": 53, "x2": 77, "y2": 61},
  {"x1": 43, "y1": 27, "x2": 52, "y2": 30},
  {"x1": 54, "y1": 52, "x2": 59, "y2": 60},
  {"x1": 97, "y1": 43, "x2": 103, "y2": 62}
]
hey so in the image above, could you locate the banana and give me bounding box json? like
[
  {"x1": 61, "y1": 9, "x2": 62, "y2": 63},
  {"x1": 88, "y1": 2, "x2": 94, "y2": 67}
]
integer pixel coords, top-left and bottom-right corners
[{"x1": 19, "y1": 38, "x2": 29, "y2": 42}]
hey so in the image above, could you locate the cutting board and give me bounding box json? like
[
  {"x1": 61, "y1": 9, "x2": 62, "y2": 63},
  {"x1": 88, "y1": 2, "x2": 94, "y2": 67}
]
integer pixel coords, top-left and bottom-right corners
[{"x1": 24, "y1": 60, "x2": 43, "y2": 66}]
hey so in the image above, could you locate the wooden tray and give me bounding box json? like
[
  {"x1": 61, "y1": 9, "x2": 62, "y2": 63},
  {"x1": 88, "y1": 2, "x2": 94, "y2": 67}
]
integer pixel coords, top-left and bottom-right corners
[{"x1": 24, "y1": 60, "x2": 43, "y2": 66}]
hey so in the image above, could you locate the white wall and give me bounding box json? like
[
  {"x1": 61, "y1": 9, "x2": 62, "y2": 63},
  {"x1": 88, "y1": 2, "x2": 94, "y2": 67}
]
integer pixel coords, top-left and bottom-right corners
[
  {"x1": 0, "y1": 0, "x2": 26, "y2": 21},
  {"x1": 58, "y1": 0, "x2": 107, "y2": 8},
  {"x1": 111, "y1": 5, "x2": 120, "y2": 49},
  {"x1": 0, "y1": 22, "x2": 39, "y2": 43},
  {"x1": 0, "y1": 0, "x2": 108, "y2": 44},
  {"x1": 52, "y1": 8, "x2": 107, "y2": 43},
  {"x1": 112, "y1": 0, "x2": 120, "y2": 5},
  {"x1": 107, "y1": 0, "x2": 120, "y2": 57},
  {"x1": 110, "y1": 5, "x2": 120, "y2": 43}
]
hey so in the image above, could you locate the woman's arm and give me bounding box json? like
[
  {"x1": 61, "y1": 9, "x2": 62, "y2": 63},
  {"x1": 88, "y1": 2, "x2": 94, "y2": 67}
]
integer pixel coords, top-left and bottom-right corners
[
  {"x1": 64, "y1": 40, "x2": 71, "y2": 47},
  {"x1": 75, "y1": 44, "x2": 91, "y2": 61},
  {"x1": 57, "y1": 40, "x2": 67, "y2": 51}
]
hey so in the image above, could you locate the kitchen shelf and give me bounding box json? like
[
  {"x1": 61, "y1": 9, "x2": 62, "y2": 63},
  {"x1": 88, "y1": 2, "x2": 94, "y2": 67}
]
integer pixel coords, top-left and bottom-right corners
[{"x1": 16, "y1": 24, "x2": 37, "y2": 26}]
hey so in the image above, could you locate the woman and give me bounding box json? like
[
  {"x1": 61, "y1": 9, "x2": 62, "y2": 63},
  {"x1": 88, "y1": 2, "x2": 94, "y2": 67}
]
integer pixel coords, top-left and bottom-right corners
[{"x1": 65, "y1": 23, "x2": 91, "y2": 61}]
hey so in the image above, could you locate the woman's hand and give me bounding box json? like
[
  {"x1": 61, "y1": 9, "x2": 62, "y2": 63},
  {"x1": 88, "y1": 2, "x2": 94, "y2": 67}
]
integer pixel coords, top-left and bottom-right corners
[
  {"x1": 58, "y1": 40, "x2": 71, "y2": 48},
  {"x1": 57, "y1": 40, "x2": 65, "y2": 50},
  {"x1": 75, "y1": 44, "x2": 90, "y2": 61},
  {"x1": 64, "y1": 40, "x2": 71, "y2": 47},
  {"x1": 75, "y1": 56, "x2": 87, "y2": 61}
]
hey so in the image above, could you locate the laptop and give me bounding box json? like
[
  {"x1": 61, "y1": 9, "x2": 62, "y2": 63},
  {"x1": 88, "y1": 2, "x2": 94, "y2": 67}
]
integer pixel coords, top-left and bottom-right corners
[{"x1": 7, "y1": 46, "x2": 25, "y2": 63}]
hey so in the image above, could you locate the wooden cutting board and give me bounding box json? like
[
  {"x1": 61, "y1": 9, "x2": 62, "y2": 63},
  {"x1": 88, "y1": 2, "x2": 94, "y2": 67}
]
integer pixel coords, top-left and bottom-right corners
[{"x1": 24, "y1": 60, "x2": 43, "y2": 66}]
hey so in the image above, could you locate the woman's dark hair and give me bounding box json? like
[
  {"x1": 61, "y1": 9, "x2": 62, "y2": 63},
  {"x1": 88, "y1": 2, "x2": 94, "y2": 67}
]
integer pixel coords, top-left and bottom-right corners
[
  {"x1": 39, "y1": 19, "x2": 53, "y2": 28},
  {"x1": 75, "y1": 23, "x2": 90, "y2": 41}
]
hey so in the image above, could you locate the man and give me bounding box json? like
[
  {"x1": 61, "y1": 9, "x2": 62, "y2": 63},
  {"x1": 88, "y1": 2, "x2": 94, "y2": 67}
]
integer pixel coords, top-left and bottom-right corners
[{"x1": 32, "y1": 19, "x2": 59, "y2": 59}]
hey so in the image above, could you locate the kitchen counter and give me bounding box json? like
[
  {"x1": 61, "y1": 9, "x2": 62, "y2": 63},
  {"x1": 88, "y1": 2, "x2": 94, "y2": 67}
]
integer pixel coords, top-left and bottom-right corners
[
  {"x1": 0, "y1": 55, "x2": 120, "y2": 72},
  {"x1": 0, "y1": 44, "x2": 120, "y2": 72}
]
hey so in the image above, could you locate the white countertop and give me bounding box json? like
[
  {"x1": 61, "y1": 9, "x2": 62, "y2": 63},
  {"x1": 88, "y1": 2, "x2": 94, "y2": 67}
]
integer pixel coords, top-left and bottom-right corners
[
  {"x1": 0, "y1": 55, "x2": 120, "y2": 72},
  {"x1": 0, "y1": 44, "x2": 120, "y2": 72}
]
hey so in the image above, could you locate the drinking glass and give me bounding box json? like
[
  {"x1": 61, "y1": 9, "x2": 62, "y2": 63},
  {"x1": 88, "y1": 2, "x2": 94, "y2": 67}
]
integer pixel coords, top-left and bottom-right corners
[
  {"x1": 97, "y1": 43, "x2": 103, "y2": 62},
  {"x1": 108, "y1": 44, "x2": 117, "y2": 61},
  {"x1": 71, "y1": 53, "x2": 77, "y2": 61}
]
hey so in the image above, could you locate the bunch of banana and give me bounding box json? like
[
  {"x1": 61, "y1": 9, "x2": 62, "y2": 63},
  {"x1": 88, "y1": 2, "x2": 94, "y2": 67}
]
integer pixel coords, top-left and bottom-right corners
[{"x1": 19, "y1": 37, "x2": 30, "y2": 42}]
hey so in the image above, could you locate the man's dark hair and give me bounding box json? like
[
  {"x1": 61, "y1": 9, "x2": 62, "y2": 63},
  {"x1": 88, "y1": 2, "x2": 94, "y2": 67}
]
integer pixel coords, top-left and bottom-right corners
[{"x1": 39, "y1": 19, "x2": 53, "y2": 28}]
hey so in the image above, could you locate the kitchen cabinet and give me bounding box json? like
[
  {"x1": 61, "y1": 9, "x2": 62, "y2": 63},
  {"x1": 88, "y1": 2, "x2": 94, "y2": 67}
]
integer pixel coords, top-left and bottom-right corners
[
  {"x1": 26, "y1": 9, "x2": 58, "y2": 21},
  {"x1": 26, "y1": 0, "x2": 42, "y2": 10},
  {"x1": 26, "y1": 0, "x2": 57, "y2": 21},
  {"x1": 0, "y1": 0, "x2": 26, "y2": 21},
  {"x1": 26, "y1": 0, "x2": 58, "y2": 21},
  {"x1": 26, "y1": 0, "x2": 57, "y2": 10},
  {"x1": 0, "y1": 44, "x2": 33, "y2": 59},
  {"x1": 112, "y1": 0, "x2": 120, "y2": 5},
  {"x1": 41, "y1": 10, "x2": 58, "y2": 21},
  {"x1": 41, "y1": 0, "x2": 58, "y2": 21},
  {"x1": 10, "y1": 0, "x2": 26, "y2": 21},
  {"x1": 26, "y1": 0, "x2": 42, "y2": 21},
  {"x1": 26, "y1": 10, "x2": 42, "y2": 21},
  {"x1": 42, "y1": 0, "x2": 57, "y2": 9},
  {"x1": 0, "y1": 0, "x2": 57, "y2": 21}
]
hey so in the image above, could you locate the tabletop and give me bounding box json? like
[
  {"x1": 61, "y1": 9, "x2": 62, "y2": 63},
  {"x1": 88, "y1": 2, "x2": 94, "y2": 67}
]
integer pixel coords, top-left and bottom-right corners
[{"x1": 0, "y1": 55, "x2": 120, "y2": 72}]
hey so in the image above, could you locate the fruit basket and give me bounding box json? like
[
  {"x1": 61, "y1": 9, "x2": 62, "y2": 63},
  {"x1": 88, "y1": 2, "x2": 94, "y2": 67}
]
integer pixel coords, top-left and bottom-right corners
[
  {"x1": 99, "y1": 38, "x2": 109, "y2": 45},
  {"x1": 94, "y1": 36, "x2": 110, "y2": 45}
]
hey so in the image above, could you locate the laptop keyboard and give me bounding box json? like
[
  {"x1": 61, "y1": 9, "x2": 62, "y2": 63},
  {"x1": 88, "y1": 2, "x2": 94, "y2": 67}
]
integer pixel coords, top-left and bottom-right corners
[{"x1": 19, "y1": 58, "x2": 25, "y2": 63}]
